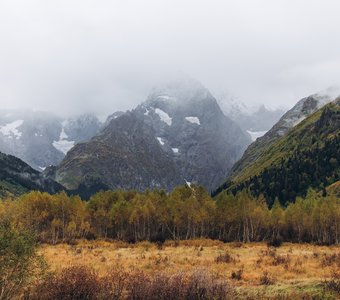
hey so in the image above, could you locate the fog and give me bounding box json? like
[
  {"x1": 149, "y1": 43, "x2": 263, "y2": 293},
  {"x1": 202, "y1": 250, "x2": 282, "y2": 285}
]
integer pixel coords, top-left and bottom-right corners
[{"x1": 1, "y1": 0, "x2": 340, "y2": 118}]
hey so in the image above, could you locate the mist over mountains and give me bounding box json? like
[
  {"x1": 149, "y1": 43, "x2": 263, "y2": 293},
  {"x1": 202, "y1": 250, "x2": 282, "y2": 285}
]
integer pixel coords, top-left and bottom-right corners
[
  {"x1": 0, "y1": 76, "x2": 338, "y2": 201},
  {"x1": 0, "y1": 77, "x2": 285, "y2": 174},
  {"x1": 0, "y1": 111, "x2": 101, "y2": 170},
  {"x1": 50, "y1": 78, "x2": 252, "y2": 197}
]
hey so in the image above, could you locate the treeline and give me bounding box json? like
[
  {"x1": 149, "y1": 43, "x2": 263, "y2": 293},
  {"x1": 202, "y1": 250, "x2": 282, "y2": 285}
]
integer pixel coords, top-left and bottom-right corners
[
  {"x1": 230, "y1": 137, "x2": 339, "y2": 207},
  {"x1": 0, "y1": 185, "x2": 339, "y2": 245}
]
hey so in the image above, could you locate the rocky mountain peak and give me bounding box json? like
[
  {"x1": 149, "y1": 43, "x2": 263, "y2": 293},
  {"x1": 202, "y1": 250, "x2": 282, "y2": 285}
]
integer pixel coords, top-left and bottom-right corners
[
  {"x1": 146, "y1": 77, "x2": 209, "y2": 105},
  {"x1": 51, "y1": 79, "x2": 251, "y2": 197}
]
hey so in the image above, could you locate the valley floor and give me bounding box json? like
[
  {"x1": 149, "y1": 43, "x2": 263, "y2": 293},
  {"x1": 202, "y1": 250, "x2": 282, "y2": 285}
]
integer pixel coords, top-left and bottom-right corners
[{"x1": 40, "y1": 240, "x2": 340, "y2": 299}]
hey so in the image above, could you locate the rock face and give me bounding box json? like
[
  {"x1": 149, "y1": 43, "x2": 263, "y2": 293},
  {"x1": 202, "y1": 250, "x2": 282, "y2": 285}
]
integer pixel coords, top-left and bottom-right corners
[
  {"x1": 135, "y1": 79, "x2": 251, "y2": 190},
  {"x1": 0, "y1": 110, "x2": 101, "y2": 170},
  {"x1": 226, "y1": 87, "x2": 340, "y2": 183},
  {"x1": 0, "y1": 151, "x2": 63, "y2": 197},
  {"x1": 55, "y1": 112, "x2": 181, "y2": 194},
  {"x1": 53, "y1": 78, "x2": 251, "y2": 197}
]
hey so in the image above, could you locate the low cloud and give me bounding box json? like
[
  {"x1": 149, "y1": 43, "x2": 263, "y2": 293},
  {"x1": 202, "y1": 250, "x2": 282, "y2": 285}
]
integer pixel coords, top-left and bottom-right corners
[{"x1": 1, "y1": 0, "x2": 340, "y2": 117}]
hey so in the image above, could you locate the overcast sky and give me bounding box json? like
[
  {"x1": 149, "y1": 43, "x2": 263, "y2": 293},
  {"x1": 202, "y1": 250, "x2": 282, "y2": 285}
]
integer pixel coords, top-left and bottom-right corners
[{"x1": 1, "y1": 0, "x2": 340, "y2": 118}]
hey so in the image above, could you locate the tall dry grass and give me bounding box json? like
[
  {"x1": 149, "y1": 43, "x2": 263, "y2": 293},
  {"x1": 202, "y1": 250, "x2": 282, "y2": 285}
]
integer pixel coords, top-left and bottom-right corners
[{"x1": 36, "y1": 240, "x2": 340, "y2": 299}]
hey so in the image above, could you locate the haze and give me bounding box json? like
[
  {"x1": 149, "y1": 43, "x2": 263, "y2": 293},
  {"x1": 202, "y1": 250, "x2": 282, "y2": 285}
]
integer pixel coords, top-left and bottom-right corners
[{"x1": 1, "y1": 0, "x2": 340, "y2": 118}]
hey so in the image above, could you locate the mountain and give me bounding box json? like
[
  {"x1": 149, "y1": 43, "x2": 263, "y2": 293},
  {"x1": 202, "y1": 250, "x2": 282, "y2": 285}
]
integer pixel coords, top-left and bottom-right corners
[
  {"x1": 215, "y1": 91, "x2": 286, "y2": 139},
  {"x1": 0, "y1": 151, "x2": 63, "y2": 197},
  {"x1": 51, "y1": 78, "x2": 251, "y2": 198},
  {"x1": 0, "y1": 110, "x2": 101, "y2": 170},
  {"x1": 215, "y1": 98, "x2": 340, "y2": 206},
  {"x1": 226, "y1": 88, "x2": 339, "y2": 184}
]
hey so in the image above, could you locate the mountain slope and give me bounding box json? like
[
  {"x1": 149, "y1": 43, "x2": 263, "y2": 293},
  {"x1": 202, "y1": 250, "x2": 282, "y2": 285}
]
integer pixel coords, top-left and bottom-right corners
[
  {"x1": 0, "y1": 151, "x2": 64, "y2": 197},
  {"x1": 0, "y1": 111, "x2": 101, "y2": 170},
  {"x1": 227, "y1": 89, "x2": 338, "y2": 183},
  {"x1": 52, "y1": 78, "x2": 251, "y2": 197},
  {"x1": 55, "y1": 112, "x2": 181, "y2": 197},
  {"x1": 216, "y1": 100, "x2": 340, "y2": 205},
  {"x1": 135, "y1": 79, "x2": 251, "y2": 190}
]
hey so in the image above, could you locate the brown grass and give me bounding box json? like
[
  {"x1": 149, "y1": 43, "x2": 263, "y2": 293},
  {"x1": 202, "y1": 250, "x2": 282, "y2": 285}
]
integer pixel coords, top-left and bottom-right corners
[{"x1": 39, "y1": 240, "x2": 340, "y2": 298}]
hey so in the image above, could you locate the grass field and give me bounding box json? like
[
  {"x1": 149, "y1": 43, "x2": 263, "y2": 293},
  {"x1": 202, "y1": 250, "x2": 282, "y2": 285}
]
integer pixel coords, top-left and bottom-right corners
[{"x1": 39, "y1": 239, "x2": 340, "y2": 299}]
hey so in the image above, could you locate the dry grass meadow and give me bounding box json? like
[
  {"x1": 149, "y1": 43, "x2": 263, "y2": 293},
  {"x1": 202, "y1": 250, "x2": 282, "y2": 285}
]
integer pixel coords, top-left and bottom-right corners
[{"x1": 39, "y1": 239, "x2": 340, "y2": 299}]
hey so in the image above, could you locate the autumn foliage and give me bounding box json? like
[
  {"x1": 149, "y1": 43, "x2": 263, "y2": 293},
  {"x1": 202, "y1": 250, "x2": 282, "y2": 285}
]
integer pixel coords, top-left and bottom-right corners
[{"x1": 0, "y1": 185, "x2": 339, "y2": 245}]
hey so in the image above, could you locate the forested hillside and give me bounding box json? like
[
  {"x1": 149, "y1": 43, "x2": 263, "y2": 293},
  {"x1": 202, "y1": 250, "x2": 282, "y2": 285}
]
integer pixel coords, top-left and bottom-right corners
[
  {"x1": 215, "y1": 100, "x2": 340, "y2": 205},
  {"x1": 0, "y1": 152, "x2": 63, "y2": 197},
  {"x1": 227, "y1": 91, "x2": 337, "y2": 183}
]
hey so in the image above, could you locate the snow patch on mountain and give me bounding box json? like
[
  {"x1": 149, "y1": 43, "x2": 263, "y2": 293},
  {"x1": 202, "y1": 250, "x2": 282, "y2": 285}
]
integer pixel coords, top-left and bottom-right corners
[
  {"x1": 155, "y1": 108, "x2": 172, "y2": 126},
  {"x1": 185, "y1": 117, "x2": 200, "y2": 125},
  {"x1": 156, "y1": 137, "x2": 165, "y2": 145},
  {"x1": 59, "y1": 128, "x2": 68, "y2": 140},
  {"x1": 185, "y1": 180, "x2": 192, "y2": 189},
  {"x1": 53, "y1": 121, "x2": 75, "y2": 154},
  {"x1": 247, "y1": 130, "x2": 267, "y2": 141},
  {"x1": 0, "y1": 120, "x2": 24, "y2": 139},
  {"x1": 157, "y1": 95, "x2": 173, "y2": 100},
  {"x1": 53, "y1": 140, "x2": 75, "y2": 155},
  {"x1": 144, "y1": 108, "x2": 150, "y2": 116}
]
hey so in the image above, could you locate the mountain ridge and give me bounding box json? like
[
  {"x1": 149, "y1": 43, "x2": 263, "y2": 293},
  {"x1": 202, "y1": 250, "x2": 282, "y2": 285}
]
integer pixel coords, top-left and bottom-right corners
[
  {"x1": 215, "y1": 98, "x2": 340, "y2": 205},
  {"x1": 227, "y1": 89, "x2": 338, "y2": 184},
  {"x1": 0, "y1": 110, "x2": 102, "y2": 170},
  {"x1": 50, "y1": 78, "x2": 251, "y2": 197},
  {"x1": 0, "y1": 151, "x2": 64, "y2": 197}
]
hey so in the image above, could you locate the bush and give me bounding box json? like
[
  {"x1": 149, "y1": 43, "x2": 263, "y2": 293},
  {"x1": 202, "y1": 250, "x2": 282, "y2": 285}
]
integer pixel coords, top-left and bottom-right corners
[
  {"x1": 99, "y1": 267, "x2": 129, "y2": 299},
  {"x1": 215, "y1": 252, "x2": 236, "y2": 264},
  {"x1": 35, "y1": 266, "x2": 235, "y2": 300},
  {"x1": 271, "y1": 254, "x2": 290, "y2": 266},
  {"x1": 230, "y1": 241, "x2": 244, "y2": 248},
  {"x1": 324, "y1": 271, "x2": 340, "y2": 295},
  {"x1": 259, "y1": 271, "x2": 275, "y2": 285},
  {"x1": 149, "y1": 273, "x2": 184, "y2": 299},
  {"x1": 125, "y1": 268, "x2": 234, "y2": 300},
  {"x1": 0, "y1": 223, "x2": 46, "y2": 300},
  {"x1": 185, "y1": 269, "x2": 234, "y2": 300},
  {"x1": 38, "y1": 266, "x2": 100, "y2": 300},
  {"x1": 267, "y1": 235, "x2": 283, "y2": 248},
  {"x1": 321, "y1": 253, "x2": 340, "y2": 267},
  {"x1": 150, "y1": 230, "x2": 166, "y2": 250},
  {"x1": 231, "y1": 269, "x2": 243, "y2": 281}
]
